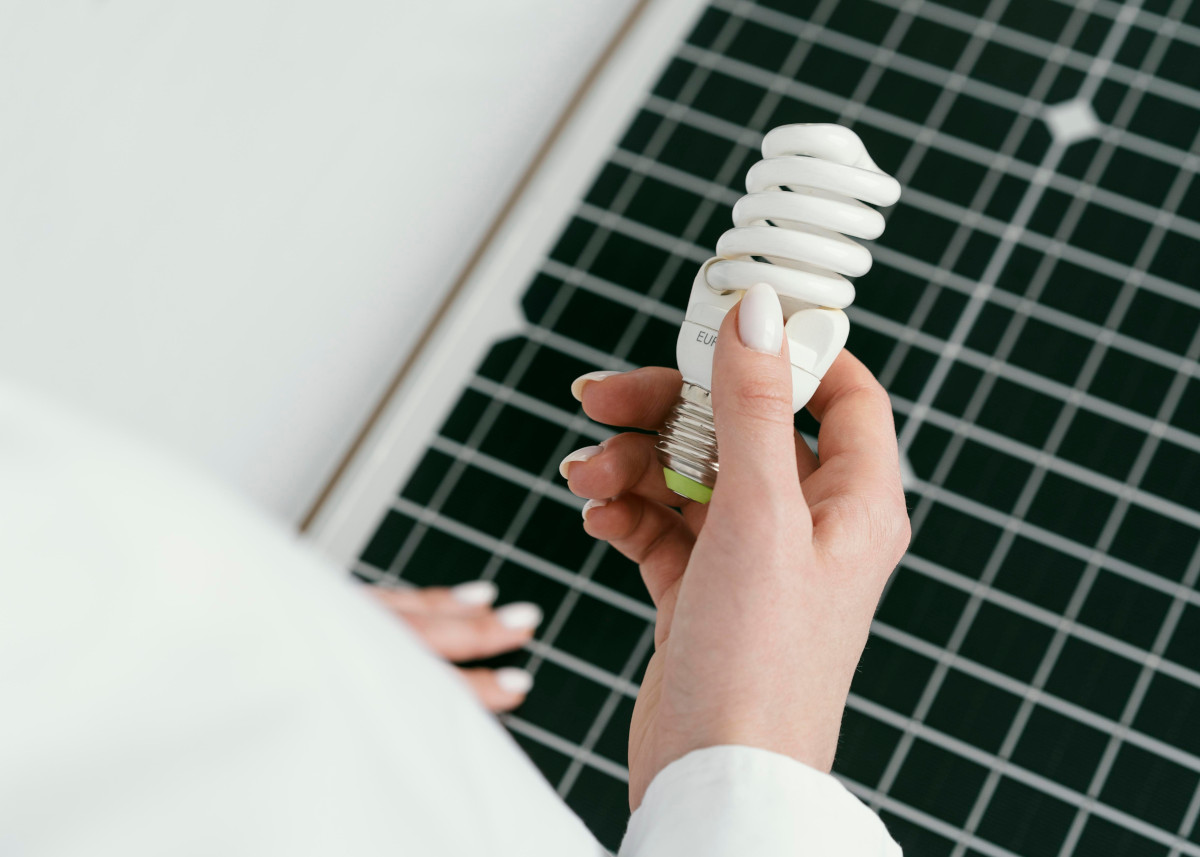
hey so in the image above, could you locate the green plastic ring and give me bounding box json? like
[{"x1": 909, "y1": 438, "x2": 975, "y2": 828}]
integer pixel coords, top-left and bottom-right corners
[{"x1": 663, "y1": 467, "x2": 714, "y2": 504}]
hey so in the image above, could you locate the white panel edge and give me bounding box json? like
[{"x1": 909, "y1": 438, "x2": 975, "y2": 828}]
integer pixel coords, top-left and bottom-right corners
[{"x1": 305, "y1": 0, "x2": 709, "y2": 566}]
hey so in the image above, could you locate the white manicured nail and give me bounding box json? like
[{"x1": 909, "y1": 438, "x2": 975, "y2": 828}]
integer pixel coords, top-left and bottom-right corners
[
  {"x1": 571, "y1": 370, "x2": 622, "y2": 402},
  {"x1": 451, "y1": 580, "x2": 498, "y2": 606},
  {"x1": 496, "y1": 602, "x2": 543, "y2": 630},
  {"x1": 559, "y1": 445, "x2": 604, "y2": 479},
  {"x1": 495, "y1": 667, "x2": 534, "y2": 695},
  {"x1": 582, "y1": 498, "x2": 609, "y2": 520},
  {"x1": 738, "y1": 282, "x2": 784, "y2": 355}
]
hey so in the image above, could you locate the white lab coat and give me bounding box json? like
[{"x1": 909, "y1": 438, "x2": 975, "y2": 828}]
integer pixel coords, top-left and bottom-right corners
[{"x1": 0, "y1": 380, "x2": 901, "y2": 856}]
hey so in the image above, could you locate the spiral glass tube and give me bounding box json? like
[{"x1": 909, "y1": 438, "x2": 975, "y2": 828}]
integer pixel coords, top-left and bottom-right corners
[{"x1": 656, "y1": 124, "x2": 902, "y2": 503}]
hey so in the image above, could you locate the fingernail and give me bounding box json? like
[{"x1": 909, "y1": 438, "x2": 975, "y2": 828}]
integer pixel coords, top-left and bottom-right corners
[
  {"x1": 738, "y1": 282, "x2": 784, "y2": 355},
  {"x1": 495, "y1": 667, "x2": 534, "y2": 695},
  {"x1": 581, "y1": 497, "x2": 609, "y2": 521},
  {"x1": 559, "y1": 445, "x2": 604, "y2": 479},
  {"x1": 496, "y1": 602, "x2": 543, "y2": 630},
  {"x1": 571, "y1": 370, "x2": 622, "y2": 402},
  {"x1": 451, "y1": 580, "x2": 498, "y2": 606}
]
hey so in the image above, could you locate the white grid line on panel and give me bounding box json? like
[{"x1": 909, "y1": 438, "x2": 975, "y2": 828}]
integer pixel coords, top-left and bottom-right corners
[
  {"x1": 560, "y1": 244, "x2": 1200, "y2": 539},
  {"x1": 538, "y1": 328, "x2": 642, "y2": 375},
  {"x1": 466, "y1": 374, "x2": 617, "y2": 444},
  {"x1": 1022, "y1": 0, "x2": 1200, "y2": 52},
  {"x1": 390, "y1": 494, "x2": 655, "y2": 622},
  {"x1": 566, "y1": 203, "x2": 1200, "y2": 463},
  {"x1": 746, "y1": 0, "x2": 1200, "y2": 80},
  {"x1": 505, "y1": 714, "x2": 631, "y2": 781},
  {"x1": 356, "y1": 515, "x2": 1200, "y2": 855},
  {"x1": 550, "y1": 199, "x2": 1195, "y2": 382},
  {"x1": 691, "y1": 7, "x2": 1200, "y2": 195},
  {"x1": 640, "y1": 62, "x2": 1200, "y2": 312},
  {"x1": 427, "y1": 434, "x2": 580, "y2": 508},
  {"x1": 369, "y1": 488, "x2": 1200, "y2": 853},
  {"x1": 1171, "y1": 786, "x2": 1200, "y2": 857},
  {"x1": 722, "y1": 0, "x2": 1200, "y2": 188},
  {"x1": 834, "y1": 0, "x2": 927, "y2": 131},
  {"x1": 858, "y1": 306, "x2": 1200, "y2": 457},
  {"x1": 441, "y1": 378, "x2": 1200, "y2": 682},
  {"x1": 868, "y1": 620, "x2": 1200, "y2": 775},
  {"x1": 551, "y1": 201, "x2": 1200, "y2": 461},
  {"x1": 937, "y1": 14, "x2": 1199, "y2": 848},
  {"x1": 868, "y1": 244, "x2": 1200, "y2": 371},
  {"x1": 521, "y1": 546, "x2": 612, "y2": 708},
  {"x1": 401, "y1": 382, "x2": 1200, "y2": 763},
  {"x1": 643, "y1": 81, "x2": 1200, "y2": 261},
  {"x1": 865, "y1": 0, "x2": 1200, "y2": 118},
  {"x1": 357, "y1": 531, "x2": 1200, "y2": 787},
  {"x1": 541, "y1": 258, "x2": 686, "y2": 326},
  {"x1": 899, "y1": 551, "x2": 1200, "y2": 694},
  {"x1": 843, "y1": 778, "x2": 1025, "y2": 857},
  {"x1": 905, "y1": 472, "x2": 1200, "y2": 609},
  {"x1": 525, "y1": 636, "x2": 643, "y2": 698},
  {"x1": 352, "y1": 577, "x2": 641, "y2": 711},
  {"x1": 598, "y1": 144, "x2": 1200, "y2": 391},
  {"x1": 1065, "y1": 539, "x2": 1200, "y2": 854},
  {"x1": 463, "y1": 355, "x2": 1200, "y2": 643},
  {"x1": 521, "y1": 608, "x2": 1200, "y2": 857},
  {"x1": 843, "y1": 751, "x2": 1200, "y2": 857},
  {"x1": 557, "y1": 624, "x2": 655, "y2": 798},
  {"x1": 844, "y1": 689, "x2": 1200, "y2": 856},
  {"x1": 895, "y1": 395, "x2": 1200, "y2": 532},
  {"x1": 622, "y1": 130, "x2": 1199, "y2": 358},
  {"x1": 1057, "y1": 226, "x2": 1200, "y2": 855},
  {"x1": 467, "y1": 316, "x2": 1200, "y2": 616},
  {"x1": 351, "y1": 561, "x2": 645, "y2": 699},
  {"x1": 723, "y1": 0, "x2": 1017, "y2": 434}
]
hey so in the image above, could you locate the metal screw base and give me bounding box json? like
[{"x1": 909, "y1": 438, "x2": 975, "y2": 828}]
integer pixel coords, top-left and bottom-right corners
[{"x1": 656, "y1": 382, "x2": 718, "y2": 492}]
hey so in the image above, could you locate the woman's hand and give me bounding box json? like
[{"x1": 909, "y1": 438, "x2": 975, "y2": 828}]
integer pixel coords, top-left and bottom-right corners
[
  {"x1": 370, "y1": 582, "x2": 542, "y2": 713},
  {"x1": 563, "y1": 283, "x2": 910, "y2": 808}
]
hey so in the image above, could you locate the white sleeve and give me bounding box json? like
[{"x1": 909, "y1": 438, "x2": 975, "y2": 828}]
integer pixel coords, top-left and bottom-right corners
[
  {"x1": 0, "y1": 381, "x2": 604, "y2": 857},
  {"x1": 619, "y1": 746, "x2": 902, "y2": 857}
]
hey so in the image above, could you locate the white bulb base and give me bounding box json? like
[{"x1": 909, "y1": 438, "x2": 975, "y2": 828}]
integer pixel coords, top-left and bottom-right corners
[{"x1": 656, "y1": 382, "x2": 718, "y2": 503}]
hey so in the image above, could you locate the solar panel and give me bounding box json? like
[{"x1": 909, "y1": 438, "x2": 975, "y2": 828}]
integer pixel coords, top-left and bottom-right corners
[{"x1": 331, "y1": 0, "x2": 1200, "y2": 851}]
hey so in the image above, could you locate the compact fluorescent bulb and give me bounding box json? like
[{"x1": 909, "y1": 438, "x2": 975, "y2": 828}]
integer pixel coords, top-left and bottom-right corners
[{"x1": 656, "y1": 124, "x2": 902, "y2": 503}]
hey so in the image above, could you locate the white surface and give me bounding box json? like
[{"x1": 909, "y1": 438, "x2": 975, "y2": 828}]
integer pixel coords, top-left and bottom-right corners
[
  {"x1": 0, "y1": 0, "x2": 636, "y2": 523},
  {"x1": 306, "y1": 0, "x2": 709, "y2": 564},
  {"x1": 0, "y1": 375, "x2": 901, "y2": 856}
]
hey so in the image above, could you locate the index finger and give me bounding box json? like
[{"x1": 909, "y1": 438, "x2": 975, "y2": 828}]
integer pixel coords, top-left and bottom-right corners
[
  {"x1": 578, "y1": 366, "x2": 683, "y2": 430},
  {"x1": 803, "y1": 350, "x2": 904, "y2": 504}
]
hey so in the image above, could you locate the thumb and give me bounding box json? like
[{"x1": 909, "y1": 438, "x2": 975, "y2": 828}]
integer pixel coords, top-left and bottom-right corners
[{"x1": 709, "y1": 282, "x2": 800, "y2": 501}]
